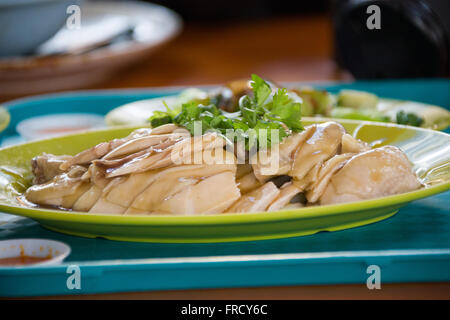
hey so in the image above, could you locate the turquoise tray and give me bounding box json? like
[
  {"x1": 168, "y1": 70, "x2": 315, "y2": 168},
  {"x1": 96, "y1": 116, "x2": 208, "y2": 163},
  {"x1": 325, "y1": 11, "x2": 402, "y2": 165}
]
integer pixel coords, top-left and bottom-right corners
[{"x1": 0, "y1": 79, "x2": 449, "y2": 297}]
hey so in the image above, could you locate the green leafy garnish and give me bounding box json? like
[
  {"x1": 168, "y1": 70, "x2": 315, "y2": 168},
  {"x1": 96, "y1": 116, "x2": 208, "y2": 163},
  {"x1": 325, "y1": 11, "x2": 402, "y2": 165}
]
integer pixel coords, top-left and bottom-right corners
[
  {"x1": 148, "y1": 74, "x2": 303, "y2": 150},
  {"x1": 148, "y1": 100, "x2": 181, "y2": 128},
  {"x1": 396, "y1": 111, "x2": 424, "y2": 127},
  {"x1": 251, "y1": 73, "x2": 272, "y2": 107},
  {"x1": 269, "y1": 88, "x2": 303, "y2": 131}
]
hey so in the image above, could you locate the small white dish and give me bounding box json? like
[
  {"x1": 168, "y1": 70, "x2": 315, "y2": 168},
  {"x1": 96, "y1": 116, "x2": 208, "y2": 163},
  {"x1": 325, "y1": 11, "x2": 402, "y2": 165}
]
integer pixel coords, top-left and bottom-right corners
[
  {"x1": 0, "y1": 238, "x2": 71, "y2": 267},
  {"x1": 16, "y1": 113, "x2": 105, "y2": 140},
  {"x1": 105, "y1": 96, "x2": 176, "y2": 126}
]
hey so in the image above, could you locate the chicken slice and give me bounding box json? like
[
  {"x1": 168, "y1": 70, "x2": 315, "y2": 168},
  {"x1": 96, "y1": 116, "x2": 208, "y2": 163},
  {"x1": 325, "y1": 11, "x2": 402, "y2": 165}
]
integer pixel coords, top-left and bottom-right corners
[
  {"x1": 59, "y1": 128, "x2": 153, "y2": 170},
  {"x1": 290, "y1": 122, "x2": 346, "y2": 180},
  {"x1": 236, "y1": 171, "x2": 262, "y2": 194},
  {"x1": 149, "y1": 123, "x2": 183, "y2": 135},
  {"x1": 227, "y1": 182, "x2": 280, "y2": 213},
  {"x1": 305, "y1": 153, "x2": 354, "y2": 203},
  {"x1": 89, "y1": 197, "x2": 127, "y2": 214},
  {"x1": 126, "y1": 160, "x2": 237, "y2": 212},
  {"x1": 251, "y1": 125, "x2": 316, "y2": 182},
  {"x1": 341, "y1": 133, "x2": 370, "y2": 154},
  {"x1": 292, "y1": 161, "x2": 322, "y2": 191},
  {"x1": 75, "y1": 155, "x2": 236, "y2": 214},
  {"x1": 127, "y1": 128, "x2": 153, "y2": 138},
  {"x1": 31, "y1": 153, "x2": 73, "y2": 184},
  {"x1": 101, "y1": 132, "x2": 188, "y2": 160},
  {"x1": 25, "y1": 165, "x2": 88, "y2": 207},
  {"x1": 267, "y1": 182, "x2": 302, "y2": 211},
  {"x1": 320, "y1": 146, "x2": 422, "y2": 205},
  {"x1": 59, "y1": 141, "x2": 126, "y2": 170},
  {"x1": 154, "y1": 171, "x2": 241, "y2": 215},
  {"x1": 72, "y1": 185, "x2": 103, "y2": 212},
  {"x1": 92, "y1": 149, "x2": 152, "y2": 169},
  {"x1": 122, "y1": 174, "x2": 198, "y2": 213},
  {"x1": 105, "y1": 132, "x2": 226, "y2": 178},
  {"x1": 236, "y1": 164, "x2": 253, "y2": 179},
  {"x1": 103, "y1": 170, "x2": 159, "y2": 209}
]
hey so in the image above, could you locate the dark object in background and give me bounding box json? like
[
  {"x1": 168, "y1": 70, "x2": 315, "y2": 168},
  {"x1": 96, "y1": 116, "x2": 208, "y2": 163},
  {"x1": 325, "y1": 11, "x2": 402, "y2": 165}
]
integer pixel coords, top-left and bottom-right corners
[
  {"x1": 333, "y1": 0, "x2": 450, "y2": 79},
  {"x1": 149, "y1": 0, "x2": 330, "y2": 21}
]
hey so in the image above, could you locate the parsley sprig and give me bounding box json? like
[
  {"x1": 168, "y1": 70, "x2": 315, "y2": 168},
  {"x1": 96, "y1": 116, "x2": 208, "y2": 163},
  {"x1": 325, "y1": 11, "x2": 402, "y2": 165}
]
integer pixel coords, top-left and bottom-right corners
[
  {"x1": 149, "y1": 74, "x2": 303, "y2": 150},
  {"x1": 396, "y1": 110, "x2": 424, "y2": 127}
]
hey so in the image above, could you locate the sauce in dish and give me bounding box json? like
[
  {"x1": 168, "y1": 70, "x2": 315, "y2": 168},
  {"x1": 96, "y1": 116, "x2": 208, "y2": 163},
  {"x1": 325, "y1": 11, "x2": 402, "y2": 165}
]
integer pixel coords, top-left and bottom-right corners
[
  {"x1": 0, "y1": 244, "x2": 52, "y2": 266},
  {"x1": 0, "y1": 255, "x2": 52, "y2": 266}
]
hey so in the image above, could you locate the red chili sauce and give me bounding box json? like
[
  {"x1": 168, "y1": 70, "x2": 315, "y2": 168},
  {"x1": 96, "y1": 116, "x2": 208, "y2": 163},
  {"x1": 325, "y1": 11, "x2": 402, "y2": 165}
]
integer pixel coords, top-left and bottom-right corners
[{"x1": 0, "y1": 244, "x2": 52, "y2": 266}]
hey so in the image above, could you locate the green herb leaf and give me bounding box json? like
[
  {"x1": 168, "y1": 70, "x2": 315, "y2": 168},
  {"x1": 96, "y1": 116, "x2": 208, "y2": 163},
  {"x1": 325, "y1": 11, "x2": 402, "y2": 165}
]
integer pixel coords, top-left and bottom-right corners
[
  {"x1": 149, "y1": 112, "x2": 173, "y2": 128},
  {"x1": 269, "y1": 88, "x2": 303, "y2": 131},
  {"x1": 396, "y1": 111, "x2": 424, "y2": 127},
  {"x1": 251, "y1": 74, "x2": 272, "y2": 107}
]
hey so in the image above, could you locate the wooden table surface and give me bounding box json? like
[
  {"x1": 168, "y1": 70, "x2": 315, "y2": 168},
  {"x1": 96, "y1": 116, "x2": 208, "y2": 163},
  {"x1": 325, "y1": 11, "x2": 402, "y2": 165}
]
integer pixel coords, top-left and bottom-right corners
[
  {"x1": 95, "y1": 14, "x2": 350, "y2": 90},
  {"x1": 18, "y1": 282, "x2": 446, "y2": 300},
  {"x1": 3, "y1": 14, "x2": 449, "y2": 300}
]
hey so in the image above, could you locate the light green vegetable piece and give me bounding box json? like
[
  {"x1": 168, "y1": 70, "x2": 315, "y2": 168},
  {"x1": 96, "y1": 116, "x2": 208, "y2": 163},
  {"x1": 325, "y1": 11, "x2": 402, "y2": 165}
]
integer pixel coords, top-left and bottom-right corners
[
  {"x1": 337, "y1": 90, "x2": 379, "y2": 110},
  {"x1": 378, "y1": 99, "x2": 450, "y2": 130},
  {"x1": 331, "y1": 107, "x2": 389, "y2": 122},
  {"x1": 295, "y1": 87, "x2": 333, "y2": 116}
]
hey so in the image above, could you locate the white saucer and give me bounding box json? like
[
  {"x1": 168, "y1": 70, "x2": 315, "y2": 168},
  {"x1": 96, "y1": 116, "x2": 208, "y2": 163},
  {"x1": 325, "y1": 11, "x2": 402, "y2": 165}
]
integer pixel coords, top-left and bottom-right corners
[{"x1": 16, "y1": 113, "x2": 105, "y2": 140}]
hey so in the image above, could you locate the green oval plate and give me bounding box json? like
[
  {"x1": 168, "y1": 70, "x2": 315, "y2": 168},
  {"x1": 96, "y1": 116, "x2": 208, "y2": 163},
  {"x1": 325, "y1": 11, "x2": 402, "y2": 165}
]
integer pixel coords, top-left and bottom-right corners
[{"x1": 0, "y1": 119, "x2": 449, "y2": 243}]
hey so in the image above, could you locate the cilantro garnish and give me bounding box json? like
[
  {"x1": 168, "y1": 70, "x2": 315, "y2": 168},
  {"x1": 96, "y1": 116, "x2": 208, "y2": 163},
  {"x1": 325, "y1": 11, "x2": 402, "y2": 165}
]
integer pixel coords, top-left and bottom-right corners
[
  {"x1": 396, "y1": 111, "x2": 424, "y2": 127},
  {"x1": 148, "y1": 74, "x2": 303, "y2": 150}
]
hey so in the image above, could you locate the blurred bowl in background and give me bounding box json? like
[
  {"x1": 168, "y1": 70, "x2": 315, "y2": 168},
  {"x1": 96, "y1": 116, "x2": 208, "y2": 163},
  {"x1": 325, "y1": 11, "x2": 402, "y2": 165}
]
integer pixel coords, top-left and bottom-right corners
[
  {"x1": 16, "y1": 113, "x2": 105, "y2": 140},
  {"x1": 0, "y1": 0, "x2": 182, "y2": 96},
  {"x1": 0, "y1": 0, "x2": 81, "y2": 57}
]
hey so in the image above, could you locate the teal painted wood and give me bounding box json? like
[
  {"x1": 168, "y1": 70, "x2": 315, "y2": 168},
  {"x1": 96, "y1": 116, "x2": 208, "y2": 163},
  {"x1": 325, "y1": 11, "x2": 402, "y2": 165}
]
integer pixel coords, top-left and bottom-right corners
[{"x1": 0, "y1": 79, "x2": 449, "y2": 297}]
